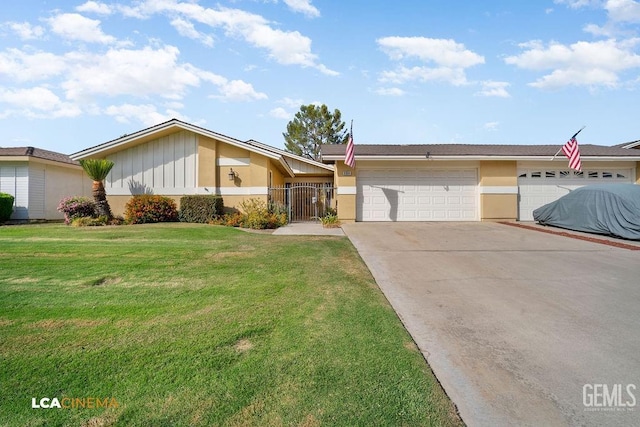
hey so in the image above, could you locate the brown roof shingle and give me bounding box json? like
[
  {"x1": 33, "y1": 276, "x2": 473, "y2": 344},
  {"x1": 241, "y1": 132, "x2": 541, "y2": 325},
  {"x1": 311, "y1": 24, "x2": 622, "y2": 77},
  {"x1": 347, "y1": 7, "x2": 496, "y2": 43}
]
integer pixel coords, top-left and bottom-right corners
[
  {"x1": 321, "y1": 144, "x2": 640, "y2": 158},
  {"x1": 0, "y1": 147, "x2": 79, "y2": 165}
]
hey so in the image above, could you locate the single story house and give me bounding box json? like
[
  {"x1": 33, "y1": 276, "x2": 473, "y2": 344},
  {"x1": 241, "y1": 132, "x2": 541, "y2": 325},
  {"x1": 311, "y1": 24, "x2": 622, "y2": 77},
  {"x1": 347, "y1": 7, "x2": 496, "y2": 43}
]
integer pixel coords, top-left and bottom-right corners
[
  {"x1": 70, "y1": 119, "x2": 334, "y2": 217},
  {"x1": 0, "y1": 147, "x2": 92, "y2": 220},
  {"x1": 321, "y1": 144, "x2": 640, "y2": 222}
]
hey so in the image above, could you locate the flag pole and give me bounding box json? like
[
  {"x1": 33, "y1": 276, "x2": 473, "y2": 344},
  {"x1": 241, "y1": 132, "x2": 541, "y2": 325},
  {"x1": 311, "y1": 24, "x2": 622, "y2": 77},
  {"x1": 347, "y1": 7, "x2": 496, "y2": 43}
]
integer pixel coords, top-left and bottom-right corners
[{"x1": 551, "y1": 126, "x2": 585, "y2": 161}]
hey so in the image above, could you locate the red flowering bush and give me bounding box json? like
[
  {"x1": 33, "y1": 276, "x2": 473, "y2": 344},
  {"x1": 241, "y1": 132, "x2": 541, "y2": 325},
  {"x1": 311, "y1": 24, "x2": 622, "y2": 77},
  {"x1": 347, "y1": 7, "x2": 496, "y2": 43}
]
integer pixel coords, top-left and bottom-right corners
[
  {"x1": 57, "y1": 196, "x2": 97, "y2": 225},
  {"x1": 124, "y1": 195, "x2": 178, "y2": 224}
]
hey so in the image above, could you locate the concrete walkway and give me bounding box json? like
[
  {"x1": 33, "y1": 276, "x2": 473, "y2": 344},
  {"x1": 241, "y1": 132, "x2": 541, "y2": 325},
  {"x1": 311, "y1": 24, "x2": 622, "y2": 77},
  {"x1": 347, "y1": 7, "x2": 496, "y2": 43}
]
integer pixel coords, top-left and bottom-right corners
[
  {"x1": 272, "y1": 222, "x2": 344, "y2": 236},
  {"x1": 343, "y1": 222, "x2": 640, "y2": 427}
]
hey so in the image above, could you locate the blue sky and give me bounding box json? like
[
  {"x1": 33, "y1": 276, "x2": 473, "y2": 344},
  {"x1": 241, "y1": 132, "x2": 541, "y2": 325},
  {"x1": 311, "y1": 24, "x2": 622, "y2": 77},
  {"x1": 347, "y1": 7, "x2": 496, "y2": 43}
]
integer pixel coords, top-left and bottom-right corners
[{"x1": 1, "y1": 0, "x2": 640, "y2": 154}]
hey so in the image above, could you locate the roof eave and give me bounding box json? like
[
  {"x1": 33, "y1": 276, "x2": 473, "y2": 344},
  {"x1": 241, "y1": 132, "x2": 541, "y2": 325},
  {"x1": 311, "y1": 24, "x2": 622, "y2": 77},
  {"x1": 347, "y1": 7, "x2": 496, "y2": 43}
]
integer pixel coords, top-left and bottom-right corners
[
  {"x1": 70, "y1": 119, "x2": 282, "y2": 162},
  {"x1": 278, "y1": 157, "x2": 295, "y2": 178},
  {"x1": 322, "y1": 155, "x2": 640, "y2": 161},
  {"x1": 247, "y1": 139, "x2": 334, "y2": 172}
]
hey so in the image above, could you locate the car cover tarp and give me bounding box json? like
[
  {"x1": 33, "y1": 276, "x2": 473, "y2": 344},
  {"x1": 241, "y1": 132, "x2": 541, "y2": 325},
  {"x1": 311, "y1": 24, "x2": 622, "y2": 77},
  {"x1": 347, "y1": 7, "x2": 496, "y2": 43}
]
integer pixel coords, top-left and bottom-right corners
[{"x1": 533, "y1": 184, "x2": 640, "y2": 240}]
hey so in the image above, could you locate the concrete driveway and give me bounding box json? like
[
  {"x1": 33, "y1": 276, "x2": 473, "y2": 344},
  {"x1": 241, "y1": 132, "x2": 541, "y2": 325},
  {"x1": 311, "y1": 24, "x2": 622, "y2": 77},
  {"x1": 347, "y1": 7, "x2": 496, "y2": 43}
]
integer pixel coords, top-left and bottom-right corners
[{"x1": 342, "y1": 222, "x2": 640, "y2": 427}]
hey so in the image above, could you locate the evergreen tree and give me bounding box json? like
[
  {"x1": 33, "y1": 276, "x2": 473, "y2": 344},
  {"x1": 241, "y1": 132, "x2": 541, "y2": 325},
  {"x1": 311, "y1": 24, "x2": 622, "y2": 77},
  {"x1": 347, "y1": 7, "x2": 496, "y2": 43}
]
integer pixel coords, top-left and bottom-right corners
[{"x1": 283, "y1": 104, "x2": 348, "y2": 161}]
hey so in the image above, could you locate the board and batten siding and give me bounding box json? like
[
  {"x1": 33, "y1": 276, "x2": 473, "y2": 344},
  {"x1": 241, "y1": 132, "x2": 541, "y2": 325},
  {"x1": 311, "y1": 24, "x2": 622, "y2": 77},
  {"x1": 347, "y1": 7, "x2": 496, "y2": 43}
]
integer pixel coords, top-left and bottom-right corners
[
  {"x1": 28, "y1": 165, "x2": 46, "y2": 219},
  {"x1": 0, "y1": 162, "x2": 29, "y2": 219},
  {"x1": 106, "y1": 131, "x2": 198, "y2": 195}
]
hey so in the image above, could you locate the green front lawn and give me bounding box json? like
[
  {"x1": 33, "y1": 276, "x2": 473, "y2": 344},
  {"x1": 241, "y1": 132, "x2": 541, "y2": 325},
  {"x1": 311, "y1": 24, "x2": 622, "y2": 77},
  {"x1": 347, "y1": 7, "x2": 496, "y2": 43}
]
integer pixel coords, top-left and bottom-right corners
[{"x1": 0, "y1": 223, "x2": 461, "y2": 426}]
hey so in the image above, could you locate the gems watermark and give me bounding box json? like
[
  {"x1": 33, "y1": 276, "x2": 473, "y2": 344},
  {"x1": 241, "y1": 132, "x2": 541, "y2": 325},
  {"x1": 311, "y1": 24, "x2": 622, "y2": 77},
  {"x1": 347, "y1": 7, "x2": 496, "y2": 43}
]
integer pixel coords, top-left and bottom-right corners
[
  {"x1": 31, "y1": 397, "x2": 119, "y2": 409},
  {"x1": 583, "y1": 384, "x2": 636, "y2": 412}
]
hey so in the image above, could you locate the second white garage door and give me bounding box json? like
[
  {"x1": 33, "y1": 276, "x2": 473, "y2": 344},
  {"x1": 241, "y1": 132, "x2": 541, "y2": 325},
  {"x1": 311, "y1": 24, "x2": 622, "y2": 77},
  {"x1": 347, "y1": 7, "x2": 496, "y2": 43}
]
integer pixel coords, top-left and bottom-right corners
[
  {"x1": 518, "y1": 167, "x2": 634, "y2": 221},
  {"x1": 357, "y1": 169, "x2": 478, "y2": 221}
]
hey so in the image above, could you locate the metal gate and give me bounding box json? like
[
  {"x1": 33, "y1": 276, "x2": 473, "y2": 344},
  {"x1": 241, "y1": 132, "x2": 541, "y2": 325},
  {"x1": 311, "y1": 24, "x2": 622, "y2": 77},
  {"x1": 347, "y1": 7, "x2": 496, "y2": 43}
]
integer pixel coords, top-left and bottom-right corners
[{"x1": 268, "y1": 183, "x2": 334, "y2": 223}]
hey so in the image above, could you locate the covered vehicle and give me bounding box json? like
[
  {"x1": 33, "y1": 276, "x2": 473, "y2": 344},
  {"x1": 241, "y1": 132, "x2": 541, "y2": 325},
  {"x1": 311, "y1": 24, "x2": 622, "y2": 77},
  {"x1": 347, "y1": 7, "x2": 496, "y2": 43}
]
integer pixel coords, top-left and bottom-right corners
[{"x1": 533, "y1": 184, "x2": 640, "y2": 240}]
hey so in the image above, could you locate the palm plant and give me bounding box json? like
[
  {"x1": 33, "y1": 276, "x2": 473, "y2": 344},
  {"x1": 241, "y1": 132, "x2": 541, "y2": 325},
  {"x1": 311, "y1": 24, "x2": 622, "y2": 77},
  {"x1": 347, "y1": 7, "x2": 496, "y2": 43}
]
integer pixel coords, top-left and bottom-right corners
[{"x1": 79, "y1": 159, "x2": 114, "y2": 219}]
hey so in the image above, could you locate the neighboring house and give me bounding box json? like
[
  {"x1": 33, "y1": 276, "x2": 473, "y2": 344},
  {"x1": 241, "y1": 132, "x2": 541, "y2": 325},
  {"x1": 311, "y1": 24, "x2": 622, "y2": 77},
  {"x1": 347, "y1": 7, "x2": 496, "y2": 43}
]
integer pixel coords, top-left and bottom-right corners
[
  {"x1": 321, "y1": 144, "x2": 640, "y2": 222},
  {"x1": 70, "y1": 119, "x2": 334, "y2": 217},
  {"x1": 0, "y1": 147, "x2": 92, "y2": 220}
]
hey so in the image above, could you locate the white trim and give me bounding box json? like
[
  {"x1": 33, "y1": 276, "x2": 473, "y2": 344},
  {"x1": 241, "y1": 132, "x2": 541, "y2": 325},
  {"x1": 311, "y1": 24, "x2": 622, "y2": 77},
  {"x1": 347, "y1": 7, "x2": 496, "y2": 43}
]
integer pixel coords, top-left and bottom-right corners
[
  {"x1": 107, "y1": 187, "x2": 198, "y2": 196},
  {"x1": 323, "y1": 154, "x2": 640, "y2": 161},
  {"x1": 216, "y1": 157, "x2": 250, "y2": 166},
  {"x1": 107, "y1": 186, "x2": 269, "y2": 196},
  {"x1": 247, "y1": 139, "x2": 334, "y2": 171},
  {"x1": 479, "y1": 186, "x2": 518, "y2": 194},
  {"x1": 337, "y1": 186, "x2": 357, "y2": 195},
  {"x1": 70, "y1": 119, "x2": 331, "y2": 175},
  {"x1": 216, "y1": 186, "x2": 268, "y2": 196}
]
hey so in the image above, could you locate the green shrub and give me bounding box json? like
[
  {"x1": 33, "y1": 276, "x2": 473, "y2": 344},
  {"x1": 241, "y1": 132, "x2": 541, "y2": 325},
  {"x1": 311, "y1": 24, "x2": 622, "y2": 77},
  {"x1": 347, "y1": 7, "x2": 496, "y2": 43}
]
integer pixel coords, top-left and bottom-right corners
[
  {"x1": 321, "y1": 212, "x2": 340, "y2": 228},
  {"x1": 71, "y1": 216, "x2": 110, "y2": 227},
  {"x1": 239, "y1": 198, "x2": 288, "y2": 229},
  {"x1": 124, "y1": 195, "x2": 178, "y2": 224},
  {"x1": 57, "y1": 196, "x2": 97, "y2": 225},
  {"x1": 211, "y1": 212, "x2": 245, "y2": 227},
  {"x1": 179, "y1": 195, "x2": 223, "y2": 223},
  {"x1": 0, "y1": 192, "x2": 14, "y2": 222}
]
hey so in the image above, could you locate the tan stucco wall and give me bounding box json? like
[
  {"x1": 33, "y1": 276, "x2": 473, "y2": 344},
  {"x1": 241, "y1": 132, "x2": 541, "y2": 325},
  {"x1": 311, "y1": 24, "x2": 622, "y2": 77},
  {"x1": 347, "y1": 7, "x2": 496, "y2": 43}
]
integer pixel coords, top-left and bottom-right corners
[
  {"x1": 334, "y1": 161, "x2": 356, "y2": 221},
  {"x1": 198, "y1": 135, "x2": 217, "y2": 188},
  {"x1": 637, "y1": 162, "x2": 640, "y2": 184},
  {"x1": 106, "y1": 195, "x2": 131, "y2": 216},
  {"x1": 480, "y1": 194, "x2": 518, "y2": 221},
  {"x1": 217, "y1": 143, "x2": 251, "y2": 190},
  {"x1": 479, "y1": 161, "x2": 517, "y2": 186},
  {"x1": 269, "y1": 160, "x2": 285, "y2": 187},
  {"x1": 249, "y1": 152, "x2": 268, "y2": 187},
  {"x1": 479, "y1": 161, "x2": 517, "y2": 221}
]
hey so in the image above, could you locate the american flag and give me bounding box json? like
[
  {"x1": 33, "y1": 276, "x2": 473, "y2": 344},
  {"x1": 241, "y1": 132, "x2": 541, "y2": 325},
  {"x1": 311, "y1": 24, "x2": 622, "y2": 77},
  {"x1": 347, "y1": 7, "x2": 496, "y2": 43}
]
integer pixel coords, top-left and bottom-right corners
[
  {"x1": 562, "y1": 136, "x2": 581, "y2": 171},
  {"x1": 345, "y1": 121, "x2": 355, "y2": 168}
]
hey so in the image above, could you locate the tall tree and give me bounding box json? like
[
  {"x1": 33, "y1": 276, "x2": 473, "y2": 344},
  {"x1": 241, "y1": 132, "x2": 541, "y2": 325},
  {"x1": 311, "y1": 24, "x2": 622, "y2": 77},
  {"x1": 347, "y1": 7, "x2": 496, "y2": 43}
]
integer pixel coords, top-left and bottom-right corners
[
  {"x1": 283, "y1": 104, "x2": 348, "y2": 161},
  {"x1": 79, "y1": 159, "x2": 114, "y2": 220}
]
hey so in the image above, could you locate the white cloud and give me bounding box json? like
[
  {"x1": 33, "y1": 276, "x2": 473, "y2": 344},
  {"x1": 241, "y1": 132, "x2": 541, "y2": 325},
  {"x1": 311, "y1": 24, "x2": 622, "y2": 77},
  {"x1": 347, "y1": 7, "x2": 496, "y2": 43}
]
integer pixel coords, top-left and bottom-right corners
[
  {"x1": 553, "y1": 0, "x2": 602, "y2": 9},
  {"x1": 0, "y1": 43, "x2": 267, "y2": 122},
  {"x1": 170, "y1": 18, "x2": 214, "y2": 47},
  {"x1": 483, "y1": 121, "x2": 500, "y2": 131},
  {"x1": 119, "y1": 1, "x2": 336, "y2": 75},
  {"x1": 476, "y1": 81, "x2": 511, "y2": 97},
  {"x1": 504, "y1": 39, "x2": 640, "y2": 88},
  {"x1": 375, "y1": 87, "x2": 405, "y2": 96},
  {"x1": 76, "y1": 1, "x2": 113, "y2": 15},
  {"x1": 62, "y1": 46, "x2": 201, "y2": 101},
  {"x1": 104, "y1": 103, "x2": 189, "y2": 126},
  {"x1": 283, "y1": 0, "x2": 320, "y2": 18},
  {"x1": 0, "y1": 87, "x2": 82, "y2": 118},
  {"x1": 269, "y1": 107, "x2": 291, "y2": 119},
  {"x1": 0, "y1": 49, "x2": 67, "y2": 82},
  {"x1": 377, "y1": 36, "x2": 484, "y2": 86},
  {"x1": 214, "y1": 80, "x2": 268, "y2": 102},
  {"x1": 278, "y1": 97, "x2": 304, "y2": 108},
  {"x1": 4, "y1": 22, "x2": 44, "y2": 40},
  {"x1": 377, "y1": 36, "x2": 484, "y2": 68},
  {"x1": 47, "y1": 13, "x2": 116, "y2": 44},
  {"x1": 379, "y1": 65, "x2": 469, "y2": 86},
  {"x1": 556, "y1": 0, "x2": 640, "y2": 33},
  {"x1": 605, "y1": 0, "x2": 640, "y2": 23}
]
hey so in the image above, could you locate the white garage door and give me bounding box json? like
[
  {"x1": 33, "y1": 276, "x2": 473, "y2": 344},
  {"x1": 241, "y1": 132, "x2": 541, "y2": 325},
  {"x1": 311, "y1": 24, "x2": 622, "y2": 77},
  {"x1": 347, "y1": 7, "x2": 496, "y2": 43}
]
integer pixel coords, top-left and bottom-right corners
[
  {"x1": 518, "y1": 168, "x2": 634, "y2": 221},
  {"x1": 357, "y1": 168, "x2": 478, "y2": 221}
]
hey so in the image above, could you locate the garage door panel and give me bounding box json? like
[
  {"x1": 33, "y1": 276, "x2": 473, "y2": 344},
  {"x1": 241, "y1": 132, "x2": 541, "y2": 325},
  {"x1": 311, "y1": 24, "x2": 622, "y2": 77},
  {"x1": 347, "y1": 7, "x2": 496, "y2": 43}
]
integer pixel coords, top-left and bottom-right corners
[
  {"x1": 517, "y1": 168, "x2": 633, "y2": 221},
  {"x1": 357, "y1": 168, "x2": 478, "y2": 221}
]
